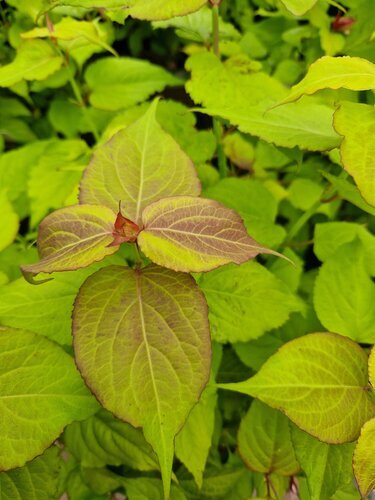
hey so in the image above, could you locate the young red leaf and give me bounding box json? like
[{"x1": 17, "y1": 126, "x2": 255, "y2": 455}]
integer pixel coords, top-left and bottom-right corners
[{"x1": 137, "y1": 196, "x2": 277, "y2": 273}]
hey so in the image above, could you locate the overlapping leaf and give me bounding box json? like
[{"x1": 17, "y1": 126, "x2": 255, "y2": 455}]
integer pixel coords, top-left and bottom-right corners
[
  {"x1": 353, "y1": 418, "x2": 375, "y2": 498},
  {"x1": 0, "y1": 327, "x2": 98, "y2": 471},
  {"x1": 280, "y1": 0, "x2": 318, "y2": 16},
  {"x1": 21, "y1": 204, "x2": 118, "y2": 277},
  {"x1": 85, "y1": 58, "x2": 181, "y2": 111},
  {"x1": 220, "y1": 333, "x2": 375, "y2": 443},
  {"x1": 73, "y1": 264, "x2": 211, "y2": 498},
  {"x1": 279, "y1": 56, "x2": 375, "y2": 105},
  {"x1": 334, "y1": 102, "x2": 375, "y2": 207},
  {"x1": 238, "y1": 400, "x2": 299, "y2": 475},
  {"x1": 138, "y1": 196, "x2": 273, "y2": 273},
  {"x1": 186, "y1": 52, "x2": 341, "y2": 151},
  {"x1": 80, "y1": 101, "x2": 201, "y2": 224}
]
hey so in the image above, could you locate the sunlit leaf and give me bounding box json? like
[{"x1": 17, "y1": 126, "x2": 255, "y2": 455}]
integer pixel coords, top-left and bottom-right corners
[
  {"x1": 0, "y1": 447, "x2": 61, "y2": 500},
  {"x1": 279, "y1": 56, "x2": 375, "y2": 105},
  {"x1": 353, "y1": 418, "x2": 375, "y2": 498},
  {"x1": 334, "y1": 102, "x2": 375, "y2": 208},
  {"x1": 80, "y1": 100, "x2": 201, "y2": 225},
  {"x1": 291, "y1": 425, "x2": 354, "y2": 500},
  {"x1": 73, "y1": 264, "x2": 211, "y2": 498},
  {"x1": 238, "y1": 400, "x2": 299, "y2": 475},
  {"x1": 280, "y1": 0, "x2": 318, "y2": 16},
  {"x1": 220, "y1": 333, "x2": 375, "y2": 443},
  {"x1": 186, "y1": 52, "x2": 340, "y2": 151},
  {"x1": 0, "y1": 327, "x2": 98, "y2": 471},
  {"x1": 198, "y1": 262, "x2": 303, "y2": 343},
  {"x1": 0, "y1": 40, "x2": 63, "y2": 88},
  {"x1": 138, "y1": 196, "x2": 273, "y2": 273},
  {"x1": 21, "y1": 204, "x2": 118, "y2": 277},
  {"x1": 85, "y1": 58, "x2": 181, "y2": 111}
]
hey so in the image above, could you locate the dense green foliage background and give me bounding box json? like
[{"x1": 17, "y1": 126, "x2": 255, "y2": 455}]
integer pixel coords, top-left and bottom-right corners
[{"x1": 0, "y1": 0, "x2": 374, "y2": 498}]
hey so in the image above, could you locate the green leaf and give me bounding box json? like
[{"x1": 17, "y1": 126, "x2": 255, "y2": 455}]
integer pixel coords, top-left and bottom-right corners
[
  {"x1": 0, "y1": 327, "x2": 98, "y2": 470},
  {"x1": 0, "y1": 191, "x2": 19, "y2": 252},
  {"x1": 80, "y1": 100, "x2": 201, "y2": 225},
  {"x1": 22, "y1": 17, "x2": 116, "y2": 56},
  {"x1": 334, "y1": 102, "x2": 375, "y2": 207},
  {"x1": 0, "y1": 258, "x2": 121, "y2": 345},
  {"x1": 138, "y1": 196, "x2": 273, "y2": 273},
  {"x1": 279, "y1": 56, "x2": 375, "y2": 105},
  {"x1": 238, "y1": 400, "x2": 299, "y2": 475},
  {"x1": 73, "y1": 264, "x2": 211, "y2": 498},
  {"x1": 197, "y1": 261, "x2": 303, "y2": 343},
  {"x1": 280, "y1": 0, "x2": 318, "y2": 16},
  {"x1": 291, "y1": 425, "x2": 354, "y2": 500},
  {"x1": 314, "y1": 241, "x2": 375, "y2": 343},
  {"x1": 370, "y1": 346, "x2": 375, "y2": 387},
  {"x1": 121, "y1": 0, "x2": 207, "y2": 21},
  {"x1": 21, "y1": 204, "x2": 118, "y2": 277},
  {"x1": 186, "y1": 52, "x2": 341, "y2": 151},
  {"x1": 123, "y1": 477, "x2": 187, "y2": 500},
  {"x1": 0, "y1": 447, "x2": 61, "y2": 500},
  {"x1": 85, "y1": 58, "x2": 181, "y2": 111},
  {"x1": 64, "y1": 409, "x2": 159, "y2": 470},
  {"x1": 353, "y1": 418, "x2": 375, "y2": 498},
  {"x1": 0, "y1": 40, "x2": 63, "y2": 87},
  {"x1": 220, "y1": 332, "x2": 375, "y2": 443},
  {"x1": 204, "y1": 178, "x2": 285, "y2": 248}
]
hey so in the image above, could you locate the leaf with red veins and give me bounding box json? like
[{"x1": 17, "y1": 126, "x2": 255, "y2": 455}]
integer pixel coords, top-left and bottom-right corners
[{"x1": 21, "y1": 204, "x2": 119, "y2": 278}]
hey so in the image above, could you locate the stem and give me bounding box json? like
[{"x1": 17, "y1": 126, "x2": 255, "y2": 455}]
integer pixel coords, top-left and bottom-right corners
[
  {"x1": 210, "y1": 1, "x2": 228, "y2": 178},
  {"x1": 134, "y1": 243, "x2": 143, "y2": 269}
]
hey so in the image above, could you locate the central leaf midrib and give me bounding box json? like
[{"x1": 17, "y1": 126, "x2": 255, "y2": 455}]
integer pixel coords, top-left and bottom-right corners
[
  {"x1": 134, "y1": 271, "x2": 166, "y2": 459},
  {"x1": 135, "y1": 111, "x2": 153, "y2": 223}
]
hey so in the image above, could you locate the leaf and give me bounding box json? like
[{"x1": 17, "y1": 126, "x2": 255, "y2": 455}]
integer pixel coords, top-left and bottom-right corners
[
  {"x1": 279, "y1": 56, "x2": 375, "y2": 105},
  {"x1": 353, "y1": 418, "x2": 375, "y2": 498},
  {"x1": 22, "y1": 17, "x2": 116, "y2": 56},
  {"x1": 85, "y1": 58, "x2": 181, "y2": 111},
  {"x1": 220, "y1": 332, "x2": 375, "y2": 443},
  {"x1": 64, "y1": 409, "x2": 159, "y2": 470},
  {"x1": 0, "y1": 327, "x2": 98, "y2": 471},
  {"x1": 73, "y1": 264, "x2": 211, "y2": 498},
  {"x1": 0, "y1": 40, "x2": 63, "y2": 88},
  {"x1": 123, "y1": 477, "x2": 187, "y2": 500},
  {"x1": 122, "y1": 0, "x2": 207, "y2": 21},
  {"x1": 0, "y1": 191, "x2": 19, "y2": 252},
  {"x1": 21, "y1": 204, "x2": 119, "y2": 278},
  {"x1": 0, "y1": 447, "x2": 61, "y2": 500},
  {"x1": 80, "y1": 101, "x2": 201, "y2": 225},
  {"x1": 0, "y1": 258, "x2": 121, "y2": 345},
  {"x1": 186, "y1": 52, "x2": 341, "y2": 151},
  {"x1": 197, "y1": 261, "x2": 303, "y2": 343},
  {"x1": 370, "y1": 346, "x2": 375, "y2": 387},
  {"x1": 138, "y1": 196, "x2": 274, "y2": 273},
  {"x1": 280, "y1": 0, "x2": 318, "y2": 16},
  {"x1": 204, "y1": 178, "x2": 285, "y2": 248},
  {"x1": 314, "y1": 241, "x2": 375, "y2": 343},
  {"x1": 291, "y1": 425, "x2": 355, "y2": 500},
  {"x1": 238, "y1": 400, "x2": 299, "y2": 475},
  {"x1": 333, "y1": 102, "x2": 375, "y2": 208}
]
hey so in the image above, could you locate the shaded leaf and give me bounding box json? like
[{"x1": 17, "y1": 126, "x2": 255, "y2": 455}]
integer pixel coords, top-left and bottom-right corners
[
  {"x1": 334, "y1": 102, "x2": 375, "y2": 207},
  {"x1": 64, "y1": 409, "x2": 159, "y2": 470},
  {"x1": 314, "y1": 241, "x2": 375, "y2": 343},
  {"x1": 280, "y1": 0, "x2": 318, "y2": 16},
  {"x1": 139, "y1": 196, "x2": 273, "y2": 273},
  {"x1": 0, "y1": 40, "x2": 63, "y2": 88},
  {"x1": 238, "y1": 400, "x2": 299, "y2": 475},
  {"x1": 0, "y1": 447, "x2": 61, "y2": 500},
  {"x1": 85, "y1": 58, "x2": 181, "y2": 111},
  {"x1": 279, "y1": 56, "x2": 375, "y2": 105},
  {"x1": 80, "y1": 100, "x2": 201, "y2": 225},
  {"x1": 220, "y1": 333, "x2": 375, "y2": 443},
  {"x1": 0, "y1": 327, "x2": 98, "y2": 470},
  {"x1": 353, "y1": 418, "x2": 375, "y2": 498},
  {"x1": 73, "y1": 264, "x2": 211, "y2": 498},
  {"x1": 198, "y1": 261, "x2": 303, "y2": 343},
  {"x1": 0, "y1": 191, "x2": 19, "y2": 252},
  {"x1": 291, "y1": 425, "x2": 354, "y2": 500}
]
